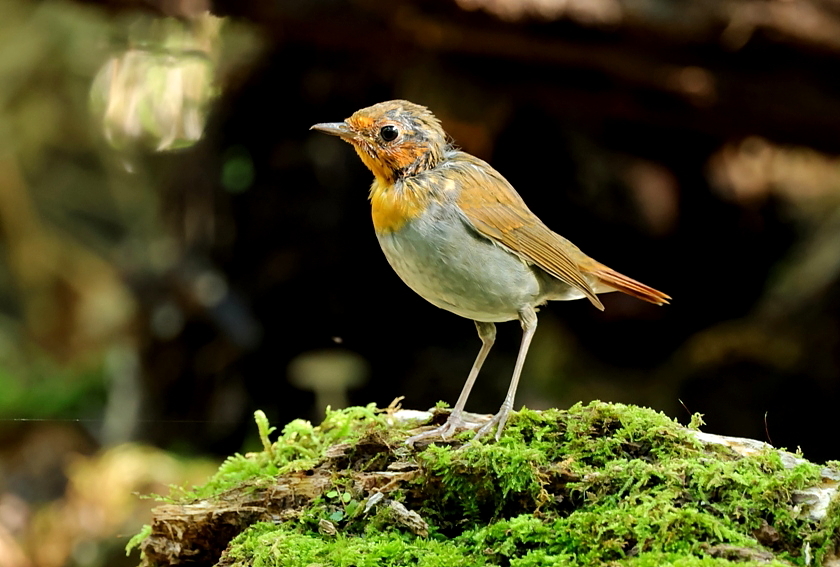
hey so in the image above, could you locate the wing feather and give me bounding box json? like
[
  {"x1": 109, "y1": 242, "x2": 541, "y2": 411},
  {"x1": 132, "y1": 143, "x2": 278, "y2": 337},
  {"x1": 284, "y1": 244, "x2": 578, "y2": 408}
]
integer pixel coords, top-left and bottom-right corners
[{"x1": 446, "y1": 155, "x2": 604, "y2": 310}]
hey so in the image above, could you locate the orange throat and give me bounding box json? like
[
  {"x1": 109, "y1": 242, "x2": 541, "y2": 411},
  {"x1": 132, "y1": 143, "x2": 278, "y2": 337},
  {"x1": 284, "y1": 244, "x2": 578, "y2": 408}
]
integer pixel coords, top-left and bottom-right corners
[{"x1": 369, "y1": 179, "x2": 426, "y2": 234}]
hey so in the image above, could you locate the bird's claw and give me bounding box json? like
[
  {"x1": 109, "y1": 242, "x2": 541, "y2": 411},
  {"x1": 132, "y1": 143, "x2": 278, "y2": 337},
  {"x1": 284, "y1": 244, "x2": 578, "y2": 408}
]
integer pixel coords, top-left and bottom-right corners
[
  {"x1": 405, "y1": 413, "x2": 469, "y2": 446},
  {"x1": 406, "y1": 408, "x2": 513, "y2": 447},
  {"x1": 466, "y1": 407, "x2": 512, "y2": 446}
]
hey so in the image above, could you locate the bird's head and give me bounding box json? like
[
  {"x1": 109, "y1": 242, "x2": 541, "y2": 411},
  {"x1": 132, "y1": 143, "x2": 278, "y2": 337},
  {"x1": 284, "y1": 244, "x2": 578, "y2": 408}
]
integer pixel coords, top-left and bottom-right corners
[{"x1": 311, "y1": 100, "x2": 448, "y2": 184}]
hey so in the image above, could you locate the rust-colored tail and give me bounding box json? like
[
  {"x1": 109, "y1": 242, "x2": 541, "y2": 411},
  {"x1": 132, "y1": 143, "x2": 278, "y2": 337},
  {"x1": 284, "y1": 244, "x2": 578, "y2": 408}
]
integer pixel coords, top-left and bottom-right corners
[{"x1": 584, "y1": 263, "x2": 671, "y2": 306}]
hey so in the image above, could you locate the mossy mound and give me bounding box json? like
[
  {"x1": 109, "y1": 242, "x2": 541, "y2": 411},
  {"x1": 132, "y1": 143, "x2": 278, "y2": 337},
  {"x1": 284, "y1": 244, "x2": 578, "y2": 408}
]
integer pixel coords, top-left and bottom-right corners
[{"x1": 130, "y1": 402, "x2": 840, "y2": 567}]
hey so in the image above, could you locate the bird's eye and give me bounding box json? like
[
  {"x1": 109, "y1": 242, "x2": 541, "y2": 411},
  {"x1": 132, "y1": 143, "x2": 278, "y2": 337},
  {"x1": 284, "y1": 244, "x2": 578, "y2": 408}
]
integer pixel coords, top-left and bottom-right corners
[{"x1": 379, "y1": 125, "x2": 399, "y2": 142}]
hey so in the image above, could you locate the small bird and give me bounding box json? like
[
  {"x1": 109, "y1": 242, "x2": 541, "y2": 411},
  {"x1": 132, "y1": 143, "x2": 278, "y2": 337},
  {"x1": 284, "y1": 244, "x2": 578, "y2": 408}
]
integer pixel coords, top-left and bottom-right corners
[{"x1": 311, "y1": 100, "x2": 669, "y2": 443}]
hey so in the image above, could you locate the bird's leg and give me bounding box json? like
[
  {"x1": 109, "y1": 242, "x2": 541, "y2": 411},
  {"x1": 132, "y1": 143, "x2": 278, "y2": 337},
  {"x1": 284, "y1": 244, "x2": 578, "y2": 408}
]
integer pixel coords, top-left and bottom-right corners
[
  {"x1": 473, "y1": 306, "x2": 538, "y2": 442},
  {"x1": 444, "y1": 321, "x2": 497, "y2": 430},
  {"x1": 405, "y1": 321, "x2": 496, "y2": 445}
]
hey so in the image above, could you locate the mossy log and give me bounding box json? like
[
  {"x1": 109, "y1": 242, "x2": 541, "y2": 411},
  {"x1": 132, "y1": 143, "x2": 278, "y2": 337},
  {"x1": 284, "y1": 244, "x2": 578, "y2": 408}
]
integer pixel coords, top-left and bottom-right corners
[{"x1": 130, "y1": 402, "x2": 840, "y2": 567}]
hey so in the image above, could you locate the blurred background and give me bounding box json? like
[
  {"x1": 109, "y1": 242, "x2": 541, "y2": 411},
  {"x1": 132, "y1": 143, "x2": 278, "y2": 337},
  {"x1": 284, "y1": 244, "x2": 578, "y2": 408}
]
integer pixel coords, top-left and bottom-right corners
[{"x1": 2, "y1": 0, "x2": 840, "y2": 565}]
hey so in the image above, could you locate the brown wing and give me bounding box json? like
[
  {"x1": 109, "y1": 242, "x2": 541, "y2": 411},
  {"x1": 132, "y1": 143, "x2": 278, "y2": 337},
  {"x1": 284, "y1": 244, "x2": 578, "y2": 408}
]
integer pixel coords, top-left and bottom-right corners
[{"x1": 448, "y1": 154, "x2": 605, "y2": 310}]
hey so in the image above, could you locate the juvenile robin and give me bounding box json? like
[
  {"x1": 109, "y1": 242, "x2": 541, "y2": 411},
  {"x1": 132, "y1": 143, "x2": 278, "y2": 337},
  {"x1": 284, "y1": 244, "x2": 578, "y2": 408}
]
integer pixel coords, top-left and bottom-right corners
[{"x1": 311, "y1": 100, "x2": 669, "y2": 444}]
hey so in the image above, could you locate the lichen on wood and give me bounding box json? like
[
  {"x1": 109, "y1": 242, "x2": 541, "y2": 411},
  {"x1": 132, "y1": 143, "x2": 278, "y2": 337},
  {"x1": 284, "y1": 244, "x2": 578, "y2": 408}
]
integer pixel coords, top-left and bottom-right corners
[{"x1": 129, "y1": 402, "x2": 840, "y2": 567}]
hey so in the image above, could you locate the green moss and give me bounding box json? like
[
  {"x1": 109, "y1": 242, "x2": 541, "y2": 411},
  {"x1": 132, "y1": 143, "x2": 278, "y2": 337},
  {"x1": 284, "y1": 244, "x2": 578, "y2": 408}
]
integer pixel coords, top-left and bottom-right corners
[
  {"x1": 125, "y1": 523, "x2": 151, "y2": 556},
  {"x1": 811, "y1": 489, "x2": 840, "y2": 564},
  {"x1": 187, "y1": 404, "x2": 388, "y2": 500},
  {"x1": 619, "y1": 555, "x2": 790, "y2": 567},
  {"x1": 136, "y1": 402, "x2": 839, "y2": 567},
  {"x1": 224, "y1": 522, "x2": 476, "y2": 567}
]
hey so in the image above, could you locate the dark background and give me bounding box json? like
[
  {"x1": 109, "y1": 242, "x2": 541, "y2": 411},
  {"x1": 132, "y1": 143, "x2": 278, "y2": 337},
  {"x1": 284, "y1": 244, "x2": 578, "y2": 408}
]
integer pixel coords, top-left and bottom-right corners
[{"x1": 1, "y1": 0, "x2": 839, "y2": 565}]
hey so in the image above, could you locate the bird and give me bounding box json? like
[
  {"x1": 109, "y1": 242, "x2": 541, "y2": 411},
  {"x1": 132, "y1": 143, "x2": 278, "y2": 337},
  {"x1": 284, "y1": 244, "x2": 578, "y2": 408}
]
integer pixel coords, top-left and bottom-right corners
[{"x1": 311, "y1": 100, "x2": 669, "y2": 444}]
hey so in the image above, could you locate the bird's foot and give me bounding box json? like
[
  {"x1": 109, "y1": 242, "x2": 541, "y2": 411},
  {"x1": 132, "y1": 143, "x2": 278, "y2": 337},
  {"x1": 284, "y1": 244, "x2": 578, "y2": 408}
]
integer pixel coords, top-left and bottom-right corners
[
  {"x1": 469, "y1": 406, "x2": 512, "y2": 444},
  {"x1": 405, "y1": 407, "x2": 513, "y2": 447},
  {"x1": 405, "y1": 411, "x2": 481, "y2": 446},
  {"x1": 405, "y1": 413, "x2": 467, "y2": 446}
]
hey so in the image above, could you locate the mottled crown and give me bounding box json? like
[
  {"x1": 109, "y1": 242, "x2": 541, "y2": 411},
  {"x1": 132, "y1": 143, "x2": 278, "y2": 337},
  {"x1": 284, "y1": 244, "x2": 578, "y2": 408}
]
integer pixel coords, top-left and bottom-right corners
[{"x1": 344, "y1": 100, "x2": 449, "y2": 182}]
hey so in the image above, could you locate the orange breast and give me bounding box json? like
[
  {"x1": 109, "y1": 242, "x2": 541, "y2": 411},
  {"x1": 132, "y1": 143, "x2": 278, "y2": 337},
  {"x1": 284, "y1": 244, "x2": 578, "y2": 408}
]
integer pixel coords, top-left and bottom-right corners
[{"x1": 370, "y1": 179, "x2": 427, "y2": 234}]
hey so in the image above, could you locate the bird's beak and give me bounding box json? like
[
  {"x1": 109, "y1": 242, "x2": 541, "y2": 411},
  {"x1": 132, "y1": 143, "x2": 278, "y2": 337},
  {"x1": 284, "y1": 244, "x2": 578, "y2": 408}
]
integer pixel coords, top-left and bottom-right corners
[{"x1": 310, "y1": 121, "x2": 357, "y2": 140}]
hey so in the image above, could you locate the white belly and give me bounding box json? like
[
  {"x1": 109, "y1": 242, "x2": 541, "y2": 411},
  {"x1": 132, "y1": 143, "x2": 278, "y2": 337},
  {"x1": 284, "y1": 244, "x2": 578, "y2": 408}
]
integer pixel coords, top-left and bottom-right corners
[{"x1": 375, "y1": 203, "x2": 545, "y2": 323}]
